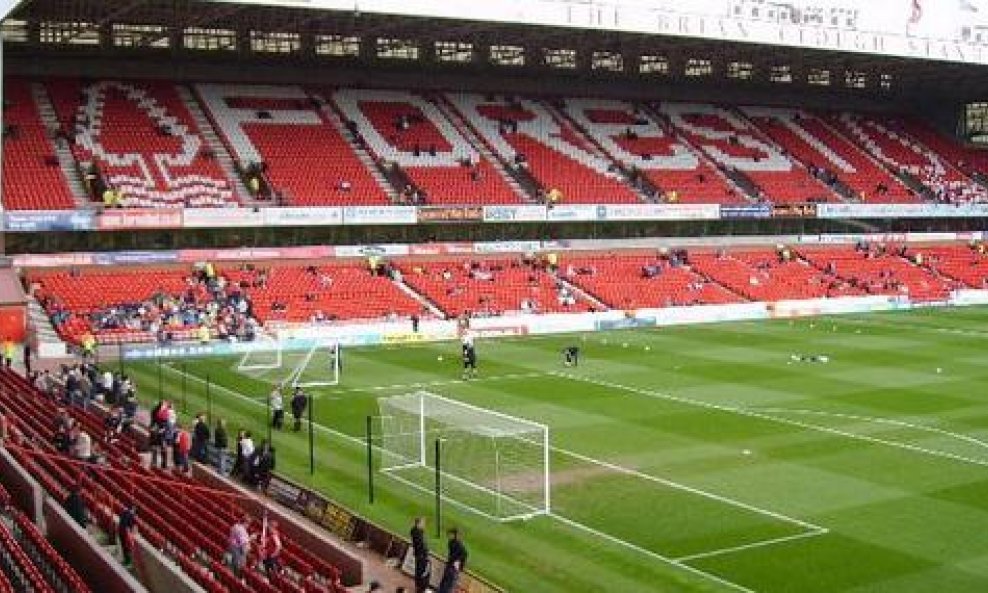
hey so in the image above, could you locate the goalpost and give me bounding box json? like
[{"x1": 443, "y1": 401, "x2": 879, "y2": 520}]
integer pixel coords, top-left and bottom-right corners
[
  {"x1": 236, "y1": 333, "x2": 283, "y2": 378},
  {"x1": 289, "y1": 339, "x2": 341, "y2": 389},
  {"x1": 377, "y1": 391, "x2": 550, "y2": 522},
  {"x1": 235, "y1": 336, "x2": 340, "y2": 387}
]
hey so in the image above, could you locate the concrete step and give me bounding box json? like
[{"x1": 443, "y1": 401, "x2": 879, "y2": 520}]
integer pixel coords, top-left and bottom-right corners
[
  {"x1": 430, "y1": 97, "x2": 537, "y2": 204},
  {"x1": 29, "y1": 82, "x2": 90, "y2": 207},
  {"x1": 316, "y1": 97, "x2": 400, "y2": 200},
  {"x1": 555, "y1": 275, "x2": 609, "y2": 311},
  {"x1": 28, "y1": 299, "x2": 71, "y2": 359},
  {"x1": 176, "y1": 85, "x2": 254, "y2": 205},
  {"x1": 543, "y1": 100, "x2": 654, "y2": 203},
  {"x1": 394, "y1": 279, "x2": 445, "y2": 318}
]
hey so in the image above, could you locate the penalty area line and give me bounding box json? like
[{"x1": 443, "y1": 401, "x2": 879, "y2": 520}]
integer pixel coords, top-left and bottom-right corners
[
  {"x1": 551, "y1": 445, "x2": 824, "y2": 532},
  {"x1": 672, "y1": 528, "x2": 828, "y2": 563},
  {"x1": 549, "y1": 513, "x2": 757, "y2": 593},
  {"x1": 551, "y1": 371, "x2": 988, "y2": 469}
]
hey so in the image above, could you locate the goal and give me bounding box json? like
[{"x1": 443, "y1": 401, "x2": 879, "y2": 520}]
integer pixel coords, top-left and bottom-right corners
[
  {"x1": 377, "y1": 391, "x2": 550, "y2": 522},
  {"x1": 236, "y1": 333, "x2": 282, "y2": 379},
  {"x1": 289, "y1": 340, "x2": 341, "y2": 388}
]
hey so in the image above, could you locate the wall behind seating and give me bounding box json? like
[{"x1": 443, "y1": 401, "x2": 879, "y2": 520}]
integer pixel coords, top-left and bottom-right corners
[
  {"x1": 0, "y1": 447, "x2": 43, "y2": 525},
  {"x1": 43, "y1": 498, "x2": 151, "y2": 593}
]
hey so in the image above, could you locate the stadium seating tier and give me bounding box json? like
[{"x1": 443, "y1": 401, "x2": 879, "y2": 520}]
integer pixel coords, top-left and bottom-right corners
[
  {"x1": 2, "y1": 79, "x2": 987, "y2": 209},
  {"x1": 2, "y1": 78, "x2": 78, "y2": 210}
]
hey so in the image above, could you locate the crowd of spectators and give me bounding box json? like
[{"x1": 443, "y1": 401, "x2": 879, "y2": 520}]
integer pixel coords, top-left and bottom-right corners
[
  {"x1": 36, "y1": 262, "x2": 260, "y2": 346},
  {"x1": 33, "y1": 363, "x2": 139, "y2": 457}
]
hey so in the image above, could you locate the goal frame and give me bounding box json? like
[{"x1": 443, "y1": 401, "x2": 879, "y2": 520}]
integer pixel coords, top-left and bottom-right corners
[
  {"x1": 289, "y1": 339, "x2": 341, "y2": 389},
  {"x1": 236, "y1": 333, "x2": 283, "y2": 373},
  {"x1": 377, "y1": 391, "x2": 551, "y2": 522}
]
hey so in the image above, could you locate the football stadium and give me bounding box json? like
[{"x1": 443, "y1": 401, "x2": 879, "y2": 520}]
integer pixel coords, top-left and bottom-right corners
[{"x1": 2, "y1": 0, "x2": 988, "y2": 592}]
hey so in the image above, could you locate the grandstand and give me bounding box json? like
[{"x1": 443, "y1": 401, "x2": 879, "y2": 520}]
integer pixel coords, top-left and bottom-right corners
[
  {"x1": 4, "y1": 1, "x2": 988, "y2": 593},
  {"x1": 7, "y1": 79, "x2": 988, "y2": 209}
]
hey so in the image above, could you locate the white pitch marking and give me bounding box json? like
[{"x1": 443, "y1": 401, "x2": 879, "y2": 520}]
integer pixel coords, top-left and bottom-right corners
[
  {"x1": 553, "y1": 446, "x2": 824, "y2": 531},
  {"x1": 169, "y1": 363, "x2": 824, "y2": 530},
  {"x1": 551, "y1": 371, "x2": 988, "y2": 469},
  {"x1": 159, "y1": 364, "x2": 776, "y2": 593},
  {"x1": 551, "y1": 514, "x2": 757, "y2": 593},
  {"x1": 170, "y1": 365, "x2": 830, "y2": 534},
  {"x1": 751, "y1": 407, "x2": 988, "y2": 454},
  {"x1": 842, "y1": 316, "x2": 988, "y2": 339},
  {"x1": 673, "y1": 528, "x2": 828, "y2": 563}
]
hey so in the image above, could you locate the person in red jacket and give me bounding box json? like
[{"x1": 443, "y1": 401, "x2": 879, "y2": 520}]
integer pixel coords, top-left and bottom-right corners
[
  {"x1": 173, "y1": 423, "x2": 191, "y2": 474},
  {"x1": 259, "y1": 518, "x2": 283, "y2": 578}
]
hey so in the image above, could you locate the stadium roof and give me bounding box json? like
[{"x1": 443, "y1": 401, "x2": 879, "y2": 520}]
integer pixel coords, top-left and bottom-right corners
[{"x1": 6, "y1": 0, "x2": 988, "y2": 100}]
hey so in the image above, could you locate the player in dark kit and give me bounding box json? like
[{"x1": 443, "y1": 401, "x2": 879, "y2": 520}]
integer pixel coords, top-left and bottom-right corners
[
  {"x1": 461, "y1": 332, "x2": 478, "y2": 380},
  {"x1": 563, "y1": 346, "x2": 580, "y2": 367}
]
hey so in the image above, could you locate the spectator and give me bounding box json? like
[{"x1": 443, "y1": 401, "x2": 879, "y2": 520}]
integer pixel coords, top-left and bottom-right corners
[
  {"x1": 173, "y1": 423, "x2": 191, "y2": 473},
  {"x1": 248, "y1": 440, "x2": 276, "y2": 489},
  {"x1": 227, "y1": 515, "x2": 252, "y2": 577},
  {"x1": 103, "y1": 406, "x2": 123, "y2": 444},
  {"x1": 547, "y1": 187, "x2": 562, "y2": 206},
  {"x1": 260, "y1": 519, "x2": 283, "y2": 578},
  {"x1": 270, "y1": 386, "x2": 284, "y2": 430},
  {"x1": 148, "y1": 423, "x2": 165, "y2": 469},
  {"x1": 290, "y1": 387, "x2": 307, "y2": 432},
  {"x1": 437, "y1": 528, "x2": 468, "y2": 593},
  {"x1": 63, "y1": 484, "x2": 88, "y2": 528},
  {"x1": 232, "y1": 429, "x2": 246, "y2": 478},
  {"x1": 22, "y1": 343, "x2": 31, "y2": 375},
  {"x1": 410, "y1": 517, "x2": 430, "y2": 593},
  {"x1": 53, "y1": 423, "x2": 71, "y2": 453},
  {"x1": 74, "y1": 429, "x2": 93, "y2": 463},
  {"x1": 151, "y1": 399, "x2": 169, "y2": 429},
  {"x1": 192, "y1": 413, "x2": 210, "y2": 463},
  {"x1": 1, "y1": 338, "x2": 13, "y2": 368},
  {"x1": 101, "y1": 369, "x2": 114, "y2": 397},
  {"x1": 239, "y1": 431, "x2": 255, "y2": 481},
  {"x1": 163, "y1": 404, "x2": 177, "y2": 449},
  {"x1": 117, "y1": 503, "x2": 138, "y2": 566}
]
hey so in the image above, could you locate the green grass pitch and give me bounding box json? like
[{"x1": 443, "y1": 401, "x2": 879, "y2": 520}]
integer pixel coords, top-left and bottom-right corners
[{"x1": 124, "y1": 307, "x2": 988, "y2": 593}]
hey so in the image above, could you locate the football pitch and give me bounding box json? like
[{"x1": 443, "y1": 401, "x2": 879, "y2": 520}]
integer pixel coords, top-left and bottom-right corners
[{"x1": 126, "y1": 307, "x2": 988, "y2": 593}]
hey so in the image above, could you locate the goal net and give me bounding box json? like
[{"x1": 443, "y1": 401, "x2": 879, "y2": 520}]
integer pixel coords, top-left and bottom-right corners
[
  {"x1": 289, "y1": 340, "x2": 341, "y2": 388},
  {"x1": 236, "y1": 333, "x2": 283, "y2": 379},
  {"x1": 377, "y1": 391, "x2": 550, "y2": 522}
]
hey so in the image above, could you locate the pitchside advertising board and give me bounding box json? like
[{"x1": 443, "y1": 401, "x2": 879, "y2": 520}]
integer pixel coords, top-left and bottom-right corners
[
  {"x1": 817, "y1": 203, "x2": 988, "y2": 218},
  {"x1": 117, "y1": 291, "x2": 988, "y2": 363},
  {"x1": 7, "y1": 202, "x2": 988, "y2": 231},
  {"x1": 720, "y1": 204, "x2": 773, "y2": 219},
  {"x1": 213, "y1": 0, "x2": 988, "y2": 65}
]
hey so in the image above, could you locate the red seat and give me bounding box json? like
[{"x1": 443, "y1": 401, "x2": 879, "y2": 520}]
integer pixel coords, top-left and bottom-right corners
[
  {"x1": 46, "y1": 78, "x2": 238, "y2": 208},
  {"x1": 744, "y1": 109, "x2": 918, "y2": 203},
  {"x1": 2, "y1": 78, "x2": 77, "y2": 210},
  {"x1": 659, "y1": 103, "x2": 836, "y2": 204},
  {"x1": 562, "y1": 254, "x2": 743, "y2": 310}
]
